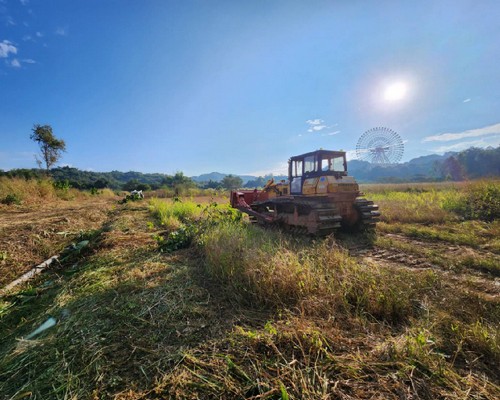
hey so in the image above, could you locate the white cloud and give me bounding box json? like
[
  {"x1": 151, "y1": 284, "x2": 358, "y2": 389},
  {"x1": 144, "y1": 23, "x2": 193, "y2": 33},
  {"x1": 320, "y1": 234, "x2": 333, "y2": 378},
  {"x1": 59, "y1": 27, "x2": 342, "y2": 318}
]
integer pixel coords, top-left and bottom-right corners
[
  {"x1": 432, "y1": 135, "x2": 500, "y2": 153},
  {"x1": 463, "y1": 98, "x2": 471, "y2": 103},
  {"x1": 423, "y1": 122, "x2": 500, "y2": 142},
  {"x1": 35, "y1": 31, "x2": 42, "y2": 37},
  {"x1": 306, "y1": 118, "x2": 338, "y2": 133},
  {"x1": 321, "y1": 130, "x2": 341, "y2": 136},
  {"x1": 20, "y1": 0, "x2": 29, "y2": 5},
  {"x1": 22, "y1": 34, "x2": 32, "y2": 41},
  {"x1": 0, "y1": 40, "x2": 17, "y2": 57},
  {"x1": 10, "y1": 58, "x2": 20, "y2": 67},
  {"x1": 22, "y1": 58, "x2": 35, "y2": 63},
  {"x1": 55, "y1": 27, "x2": 67, "y2": 36},
  {"x1": 306, "y1": 119, "x2": 323, "y2": 125}
]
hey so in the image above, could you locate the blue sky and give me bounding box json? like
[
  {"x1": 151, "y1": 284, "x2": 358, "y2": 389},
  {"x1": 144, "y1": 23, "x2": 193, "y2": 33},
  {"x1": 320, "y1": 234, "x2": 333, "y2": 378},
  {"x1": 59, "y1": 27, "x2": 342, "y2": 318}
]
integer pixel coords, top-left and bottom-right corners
[{"x1": 1, "y1": 0, "x2": 499, "y2": 176}]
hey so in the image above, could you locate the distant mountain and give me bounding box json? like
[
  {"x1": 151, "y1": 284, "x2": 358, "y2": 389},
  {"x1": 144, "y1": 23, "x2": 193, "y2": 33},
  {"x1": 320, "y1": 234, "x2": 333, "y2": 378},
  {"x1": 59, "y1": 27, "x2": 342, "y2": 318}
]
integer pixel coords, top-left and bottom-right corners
[
  {"x1": 191, "y1": 147, "x2": 498, "y2": 185},
  {"x1": 191, "y1": 172, "x2": 260, "y2": 184},
  {"x1": 347, "y1": 153, "x2": 455, "y2": 183},
  {"x1": 407, "y1": 152, "x2": 456, "y2": 165}
]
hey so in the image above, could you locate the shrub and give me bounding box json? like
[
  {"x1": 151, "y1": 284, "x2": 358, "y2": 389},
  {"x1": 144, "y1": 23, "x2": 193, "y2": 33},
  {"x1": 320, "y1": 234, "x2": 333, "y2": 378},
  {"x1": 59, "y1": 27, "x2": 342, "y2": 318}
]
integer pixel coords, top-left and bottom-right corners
[
  {"x1": 53, "y1": 179, "x2": 71, "y2": 191},
  {"x1": 1, "y1": 193, "x2": 21, "y2": 205},
  {"x1": 151, "y1": 200, "x2": 242, "y2": 252},
  {"x1": 443, "y1": 180, "x2": 500, "y2": 221}
]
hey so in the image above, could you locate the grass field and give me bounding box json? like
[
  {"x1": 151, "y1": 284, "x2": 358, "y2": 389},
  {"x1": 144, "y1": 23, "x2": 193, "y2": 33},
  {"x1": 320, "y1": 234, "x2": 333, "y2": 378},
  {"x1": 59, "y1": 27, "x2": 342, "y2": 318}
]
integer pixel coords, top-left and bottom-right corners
[{"x1": 0, "y1": 180, "x2": 499, "y2": 399}]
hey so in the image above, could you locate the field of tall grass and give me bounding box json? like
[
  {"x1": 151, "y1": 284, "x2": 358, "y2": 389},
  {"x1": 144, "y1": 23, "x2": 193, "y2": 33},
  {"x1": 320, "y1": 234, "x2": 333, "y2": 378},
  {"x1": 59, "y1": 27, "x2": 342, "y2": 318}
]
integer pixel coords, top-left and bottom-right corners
[
  {"x1": 361, "y1": 179, "x2": 500, "y2": 224},
  {"x1": 0, "y1": 177, "x2": 116, "y2": 206}
]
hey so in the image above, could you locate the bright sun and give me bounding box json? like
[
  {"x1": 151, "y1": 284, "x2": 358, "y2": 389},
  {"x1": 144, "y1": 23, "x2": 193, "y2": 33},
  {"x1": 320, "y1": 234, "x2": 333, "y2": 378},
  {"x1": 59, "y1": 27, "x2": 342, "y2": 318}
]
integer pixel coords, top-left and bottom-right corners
[{"x1": 383, "y1": 82, "x2": 408, "y2": 102}]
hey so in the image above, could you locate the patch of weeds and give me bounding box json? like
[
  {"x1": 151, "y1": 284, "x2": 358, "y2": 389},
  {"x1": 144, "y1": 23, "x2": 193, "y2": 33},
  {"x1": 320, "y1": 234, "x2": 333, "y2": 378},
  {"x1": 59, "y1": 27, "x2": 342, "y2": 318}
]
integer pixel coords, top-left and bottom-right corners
[
  {"x1": 457, "y1": 255, "x2": 500, "y2": 276},
  {"x1": 367, "y1": 189, "x2": 457, "y2": 224},
  {"x1": 1, "y1": 193, "x2": 21, "y2": 205},
  {"x1": 152, "y1": 200, "x2": 243, "y2": 253},
  {"x1": 149, "y1": 198, "x2": 203, "y2": 225},
  {"x1": 443, "y1": 180, "x2": 500, "y2": 222},
  {"x1": 155, "y1": 224, "x2": 197, "y2": 252},
  {"x1": 201, "y1": 222, "x2": 438, "y2": 324}
]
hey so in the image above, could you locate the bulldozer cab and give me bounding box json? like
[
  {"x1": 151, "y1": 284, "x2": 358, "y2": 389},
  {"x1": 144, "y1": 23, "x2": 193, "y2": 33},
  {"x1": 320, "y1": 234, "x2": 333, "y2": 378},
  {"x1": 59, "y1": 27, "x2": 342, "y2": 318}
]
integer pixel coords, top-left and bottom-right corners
[{"x1": 288, "y1": 150, "x2": 347, "y2": 195}]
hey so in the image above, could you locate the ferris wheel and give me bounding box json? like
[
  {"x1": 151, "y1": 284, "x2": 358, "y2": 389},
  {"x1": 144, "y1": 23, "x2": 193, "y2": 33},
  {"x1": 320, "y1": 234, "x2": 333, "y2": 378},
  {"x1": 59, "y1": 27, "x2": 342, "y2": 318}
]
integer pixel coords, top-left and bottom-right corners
[{"x1": 356, "y1": 127, "x2": 404, "y2": 164}]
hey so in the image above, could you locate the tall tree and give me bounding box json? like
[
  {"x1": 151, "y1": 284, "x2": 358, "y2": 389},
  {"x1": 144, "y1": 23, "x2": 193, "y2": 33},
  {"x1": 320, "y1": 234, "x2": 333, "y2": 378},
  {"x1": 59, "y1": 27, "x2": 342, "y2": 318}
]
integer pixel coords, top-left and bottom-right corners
[
  {"x1": 221, "y1": 174, "x2": 243, "y2": 190},
  {"x1": 30, "y1": 124, "x2": 66, "y2": 172}
]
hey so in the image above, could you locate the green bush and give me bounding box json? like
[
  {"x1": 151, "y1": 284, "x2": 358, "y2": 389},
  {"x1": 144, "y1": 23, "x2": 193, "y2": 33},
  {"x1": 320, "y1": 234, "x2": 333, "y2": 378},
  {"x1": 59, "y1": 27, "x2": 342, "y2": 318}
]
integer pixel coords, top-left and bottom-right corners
[
  {"x1": 151, "y1": 200, "x2": 242, "y2": 252},
  {"x1": 1, "y1": 193, "x2": 21, "y2": 205},
  {"x1": 443, "y1": 181, "x2": 500, "y2": 221}
]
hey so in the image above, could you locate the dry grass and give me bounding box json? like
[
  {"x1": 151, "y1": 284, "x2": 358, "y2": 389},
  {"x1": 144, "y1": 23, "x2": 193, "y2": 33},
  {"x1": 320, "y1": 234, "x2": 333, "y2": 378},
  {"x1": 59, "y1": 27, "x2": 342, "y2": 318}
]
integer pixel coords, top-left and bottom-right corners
[
  {"x1": 0, "y1": 176, "x2": 94, "y2": 206},
  {"x1": 201, "y1": 222, "x2": 438, "y2": 325},
  {"x1": 360, "y1": 181, "x2": 467, "y2": 194}
]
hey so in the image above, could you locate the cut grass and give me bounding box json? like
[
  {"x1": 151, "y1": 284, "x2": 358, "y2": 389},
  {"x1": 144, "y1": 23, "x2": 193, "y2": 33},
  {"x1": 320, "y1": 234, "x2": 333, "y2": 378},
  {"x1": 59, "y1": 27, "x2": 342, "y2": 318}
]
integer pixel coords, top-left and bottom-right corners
[{"x1": 0, "y1": 205, "x2": 226, "y2": 399}]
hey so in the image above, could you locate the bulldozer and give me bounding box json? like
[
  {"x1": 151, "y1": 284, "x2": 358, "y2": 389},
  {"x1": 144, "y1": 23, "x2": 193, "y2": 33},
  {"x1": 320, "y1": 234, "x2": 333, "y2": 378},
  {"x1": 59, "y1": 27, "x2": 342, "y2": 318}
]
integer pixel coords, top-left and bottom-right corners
[{"x1": 230, "y1": 149, "x2": 379, "y2": 235}]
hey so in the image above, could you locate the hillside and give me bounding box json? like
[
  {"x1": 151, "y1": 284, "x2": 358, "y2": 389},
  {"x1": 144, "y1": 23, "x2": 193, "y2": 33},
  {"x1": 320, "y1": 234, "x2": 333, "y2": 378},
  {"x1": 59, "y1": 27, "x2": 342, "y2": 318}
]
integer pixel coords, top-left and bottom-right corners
[{"x1": 1, "y1": 146, "x2": 499, "y2": 188}]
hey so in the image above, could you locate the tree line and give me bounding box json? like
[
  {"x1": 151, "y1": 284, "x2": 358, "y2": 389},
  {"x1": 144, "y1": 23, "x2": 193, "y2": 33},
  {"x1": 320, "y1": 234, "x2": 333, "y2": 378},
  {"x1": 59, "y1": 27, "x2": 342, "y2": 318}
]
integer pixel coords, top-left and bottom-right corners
[
  {"x1": 2, "y1": 124, "x2": 499, "y2": 190},
  {"x1": 0, "y1": 167, "x2": 251, "y2": 191}
]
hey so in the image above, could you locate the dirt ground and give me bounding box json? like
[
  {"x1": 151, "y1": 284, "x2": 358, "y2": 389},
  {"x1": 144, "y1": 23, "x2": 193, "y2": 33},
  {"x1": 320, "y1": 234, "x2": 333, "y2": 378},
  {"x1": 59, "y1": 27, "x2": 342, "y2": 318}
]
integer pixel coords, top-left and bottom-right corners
[{"x1": 0, "y1": 198, "x2": 116, "y2": 287}]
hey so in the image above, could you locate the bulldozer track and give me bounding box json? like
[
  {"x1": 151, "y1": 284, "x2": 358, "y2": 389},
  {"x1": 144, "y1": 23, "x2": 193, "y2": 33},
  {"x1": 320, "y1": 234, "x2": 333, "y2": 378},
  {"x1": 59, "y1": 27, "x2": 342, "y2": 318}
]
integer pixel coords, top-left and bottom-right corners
[
  {"x1": 354, "y1": 198, "x2": 380, "y2": 227},
  {"x1": 346, "y1": 233, "x2": 500, "y2": 300}
]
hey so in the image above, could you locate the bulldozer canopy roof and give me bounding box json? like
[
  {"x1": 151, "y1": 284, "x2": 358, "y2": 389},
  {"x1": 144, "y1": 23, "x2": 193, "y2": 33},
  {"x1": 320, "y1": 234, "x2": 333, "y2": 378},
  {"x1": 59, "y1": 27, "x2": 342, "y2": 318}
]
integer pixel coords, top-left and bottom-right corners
[{"x1": 289, "y1": 149, "x2": 346, "y2": 161}]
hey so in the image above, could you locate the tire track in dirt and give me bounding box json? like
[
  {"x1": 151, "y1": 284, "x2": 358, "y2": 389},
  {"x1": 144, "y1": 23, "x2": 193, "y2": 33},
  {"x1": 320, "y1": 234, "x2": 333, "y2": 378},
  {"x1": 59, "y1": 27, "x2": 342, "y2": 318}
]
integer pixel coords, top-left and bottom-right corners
[{"x1": 347, "y1": 233, "x2": 500, "y2": 300}]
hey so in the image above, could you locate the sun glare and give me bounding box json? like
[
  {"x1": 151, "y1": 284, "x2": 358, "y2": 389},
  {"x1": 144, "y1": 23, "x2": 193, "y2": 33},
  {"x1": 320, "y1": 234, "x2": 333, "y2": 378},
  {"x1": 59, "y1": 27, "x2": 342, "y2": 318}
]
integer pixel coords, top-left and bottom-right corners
[{"x1": 383, "y1": 82, "x2": 408, "y2": 102}]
